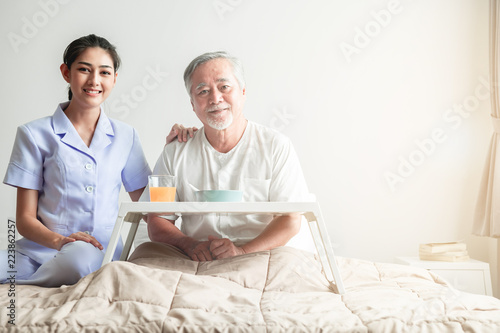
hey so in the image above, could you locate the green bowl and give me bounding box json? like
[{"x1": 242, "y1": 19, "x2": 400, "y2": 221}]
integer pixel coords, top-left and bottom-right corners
[{"x1": 195, "y1": 190, "x2": 243, "y2": 202}]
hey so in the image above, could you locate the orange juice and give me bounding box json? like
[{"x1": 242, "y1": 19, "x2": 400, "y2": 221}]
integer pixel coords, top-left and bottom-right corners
[{"x1": 149, "y1": 187, "x2": 176, "y2": 202}]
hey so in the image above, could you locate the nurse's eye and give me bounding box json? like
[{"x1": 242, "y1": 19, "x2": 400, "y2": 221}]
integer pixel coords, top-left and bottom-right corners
[
  {"x1": 101, "y1": 70, "x2": 112, "y2": 75},
  {"x1": 78, "y1": 68, "x2": 90, "y2": 72}
]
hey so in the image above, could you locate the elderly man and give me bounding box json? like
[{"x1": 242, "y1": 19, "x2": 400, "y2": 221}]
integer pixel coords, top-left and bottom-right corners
[{"x1": 145, "y1": 51, "x2": 313, "y2": 261}]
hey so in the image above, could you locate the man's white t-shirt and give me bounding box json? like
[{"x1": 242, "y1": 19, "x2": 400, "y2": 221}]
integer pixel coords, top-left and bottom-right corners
[{"x1": 145, "y1": 121, "x2": 315, "y2": 252}]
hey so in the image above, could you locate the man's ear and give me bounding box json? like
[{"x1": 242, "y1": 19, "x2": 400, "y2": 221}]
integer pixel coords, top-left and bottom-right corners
[{"x1": 60, "y1": 64, "x2": 70, "y2": 83}]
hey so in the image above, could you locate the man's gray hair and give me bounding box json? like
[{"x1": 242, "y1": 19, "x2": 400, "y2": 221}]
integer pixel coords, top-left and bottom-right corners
[{"x1": 183, "y1": 51, "x2": 246, "y2": 97}]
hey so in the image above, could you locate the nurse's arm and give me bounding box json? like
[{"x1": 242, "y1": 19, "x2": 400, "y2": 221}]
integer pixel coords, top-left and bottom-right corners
[
  {"x1": 16, "y1": 187, "x2": 101, "y2": 251},
  {"x1": 16, "y1": 187, "x2": 73, "y2": 250},
  {"x1": 147, "y1": 213, "x2": 213, "y2": 261},
  {"x1": 128, "y1": 186, "x2": 145, "y2": 202}
]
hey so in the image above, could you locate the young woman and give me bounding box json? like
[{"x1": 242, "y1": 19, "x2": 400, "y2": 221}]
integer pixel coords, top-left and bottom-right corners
[{"x1": 0, "y1": 34, "x2": 192, "y2": 287}]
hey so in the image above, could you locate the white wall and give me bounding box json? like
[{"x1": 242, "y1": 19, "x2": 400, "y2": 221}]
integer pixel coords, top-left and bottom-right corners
[{"x1": 0, "y1": 0, "x2": 497, "y2": 296}]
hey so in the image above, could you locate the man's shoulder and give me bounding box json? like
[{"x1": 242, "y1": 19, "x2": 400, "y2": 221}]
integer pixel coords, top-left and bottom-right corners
[
  {"x1": 247, "y1": 121, "x2": 291, "y2": 146},
  {"x1": 163, "y1": 126, "x2": 205, "y2": 155},
  {"x1": 248, "y1": 121, "x2": 280, "y2": 135}
]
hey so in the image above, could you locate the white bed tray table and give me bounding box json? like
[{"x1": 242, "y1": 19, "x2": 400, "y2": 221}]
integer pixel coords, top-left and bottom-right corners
[{"x1": 101, "y1": 201, "x2": 345, "y2": 294}]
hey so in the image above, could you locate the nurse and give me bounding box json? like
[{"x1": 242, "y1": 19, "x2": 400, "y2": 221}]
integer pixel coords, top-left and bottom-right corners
[{"x1": 0, "y1": 34, "x2": 189, "y2": 287}]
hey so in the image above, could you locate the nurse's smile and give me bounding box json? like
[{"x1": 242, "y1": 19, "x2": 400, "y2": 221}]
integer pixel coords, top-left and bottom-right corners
[{"x1": 83, "y1": 89, "x2": 102, "y2": 96}]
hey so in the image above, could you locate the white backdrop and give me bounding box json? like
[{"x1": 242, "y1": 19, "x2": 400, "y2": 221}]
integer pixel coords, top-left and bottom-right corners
[{"x1": 0, "y1": 0, "x2": 497, "y2": 295}]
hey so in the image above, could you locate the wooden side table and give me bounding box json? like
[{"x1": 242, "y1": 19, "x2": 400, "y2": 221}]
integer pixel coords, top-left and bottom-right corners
[{"x1": 395, "y1": 256, "x2": 493, "y2": 296}]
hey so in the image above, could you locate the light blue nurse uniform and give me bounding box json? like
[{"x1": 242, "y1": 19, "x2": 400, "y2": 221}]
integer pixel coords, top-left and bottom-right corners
[{"x1": 0, "y1": 102, "x2": 151, "y2": 287}]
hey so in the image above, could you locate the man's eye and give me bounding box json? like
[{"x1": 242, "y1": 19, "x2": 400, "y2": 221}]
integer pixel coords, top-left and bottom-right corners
[{"x1": 199, "y1": 90, "x2": 208, "y2": 95}]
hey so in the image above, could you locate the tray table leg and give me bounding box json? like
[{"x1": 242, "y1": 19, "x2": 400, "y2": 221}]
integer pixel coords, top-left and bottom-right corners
[
  {"x1": 120, "y1": 218, "x2": 140, "y2": 261},
  {"x1": 101, "y1": 215, "x2": 125, "y2": 267},
  {"x1": 304, "y1": 211, "x2": 345, "y2": 294}
]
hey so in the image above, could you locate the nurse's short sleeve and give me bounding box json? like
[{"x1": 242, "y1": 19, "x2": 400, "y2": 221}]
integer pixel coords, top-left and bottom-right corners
[
  {"x1": 121, "y1": 129, "x2": 151, "y2": 192},
  {"x1": 3, "y1": 125, "x2": 44, "y2": 190}
]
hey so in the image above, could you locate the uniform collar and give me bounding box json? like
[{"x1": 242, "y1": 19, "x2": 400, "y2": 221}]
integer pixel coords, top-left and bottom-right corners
[{"x1": 53, "y1": 102, "x2": 115, "y2": 157}]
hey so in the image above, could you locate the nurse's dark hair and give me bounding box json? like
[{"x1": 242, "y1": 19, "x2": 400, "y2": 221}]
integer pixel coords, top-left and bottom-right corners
[{"x1": 63, "y1": 34, "x2": 121, "y2": 100}]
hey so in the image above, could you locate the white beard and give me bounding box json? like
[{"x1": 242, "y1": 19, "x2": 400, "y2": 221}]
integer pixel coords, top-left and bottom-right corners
[{"x1": 207, "y1": 111, "x2": 233, "y2": 130}]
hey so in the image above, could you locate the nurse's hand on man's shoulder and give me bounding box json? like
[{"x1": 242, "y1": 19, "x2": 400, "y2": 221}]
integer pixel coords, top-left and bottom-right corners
[{"x1": 166, "y1": 124, "x2": 198, "y2": 144}]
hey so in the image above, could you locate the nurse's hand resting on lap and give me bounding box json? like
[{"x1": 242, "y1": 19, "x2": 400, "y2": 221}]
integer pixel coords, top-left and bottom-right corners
[{"x1": 57, "y1": 232, "x2": 104, "y2": 251}]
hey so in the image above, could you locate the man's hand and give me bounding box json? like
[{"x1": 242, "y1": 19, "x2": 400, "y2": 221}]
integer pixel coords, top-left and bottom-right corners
[
  {"x1": 166, "y1": 124, "x2": 199, "y2": 144},
  {"x1": 147, "y1": 214, "x2": 214, "y2": 261},
  {"x1": 187, "y1": 240, "x2": 213, "y2": 261},
  {"x1": 208, "y1": 236, "x2": 246, "y2": 259}
]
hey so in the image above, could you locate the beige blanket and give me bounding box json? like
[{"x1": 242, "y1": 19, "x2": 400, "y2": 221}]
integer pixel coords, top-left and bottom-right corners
[{"x1": 1, "y1": 243, "x2": 500, "y2": 332}]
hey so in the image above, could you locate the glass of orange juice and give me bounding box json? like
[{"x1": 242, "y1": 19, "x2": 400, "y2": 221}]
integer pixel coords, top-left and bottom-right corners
[{"x1": 148, "y1": 175, "x2": 176, "y2": 202}]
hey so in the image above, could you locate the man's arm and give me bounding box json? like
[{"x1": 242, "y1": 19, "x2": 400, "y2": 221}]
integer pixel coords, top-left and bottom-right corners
[
  {"x1": 209, "y1": 213, "x2": 301, "y2": 259},
  {"x1": 147, "y1": 214, "x2": 213, "y2": 261}
]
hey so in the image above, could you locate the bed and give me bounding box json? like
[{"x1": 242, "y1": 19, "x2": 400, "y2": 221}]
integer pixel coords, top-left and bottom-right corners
[{"x1": 1, "y1": 242, "x2": 500, "y2": 332}]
